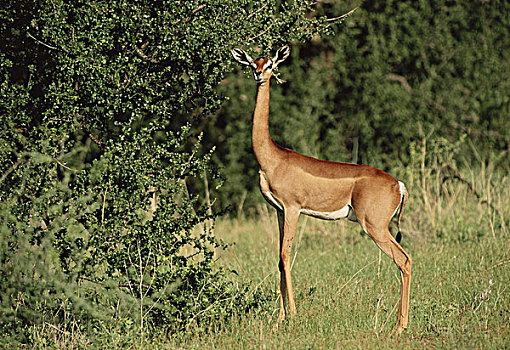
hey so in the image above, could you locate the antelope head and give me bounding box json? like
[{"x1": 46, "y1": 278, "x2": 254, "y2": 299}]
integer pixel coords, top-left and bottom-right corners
[{"x1": 231, "y1": 46, "x2": 290, "y2": 85}]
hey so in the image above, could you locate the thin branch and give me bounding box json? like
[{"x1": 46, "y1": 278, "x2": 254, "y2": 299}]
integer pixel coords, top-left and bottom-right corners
[
  {"x1": 124, "y1": 246, "x2": 136, "y2": 298},
  {"x1": 101, "y1": 180, "x2": 110, "y2": 226},
  {"x1": 88, "y1": 133, "x2": 106, "y2": 151},
  {"x1": 326, "y1": 6, "x2": 359, "y2": 23},
  {"x1": 249, "y1": 270, "x2": 276, "y2": 297},
  {"x1": 172, "y1": 4, "x2": 207, "y2": 26},
  {"x1": 382, "y1": 299, "x2": 400, "y2": 332},
  {"x1": 191, "y1": 4, "x2": 207, "y2": 14},
  {"x1": 50, "y1": 137, "x2": 79, "y2": 171},
  {"x1": 246, "y1": 3, "x2": 269, "y2": 21},
  {"x1": 49, "y1": 0, "x2": 58, "y2": 15},
  {"x1": 134, "y1": 45, "x2": 160, "y2": 63},
  {"x1": 43, "y1": 322, "x2": 66, "y2": 334},
  {"x1": 245, "y1": 24, "x2": 274, "y2": 45},
  {"x1": 52, "y1": 136, "x2": 63, "y2": 158},
  {"x1": 80, "y1": 275, "x2": 144, "y2": 290},
  {"x1": 52, "y1": 157, "x2": 79, "y2": 172},
  {"x1": 1, "y1": 159, "x2": 22, "y2": 185},
  {"x1": 27, "y1": 32, "x2": 58, "y2": 50}
]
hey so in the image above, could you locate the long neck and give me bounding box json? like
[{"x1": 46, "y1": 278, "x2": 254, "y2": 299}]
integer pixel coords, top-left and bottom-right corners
[{"x1": 252, "y1": 79, "x2": 281, "y2": 171}]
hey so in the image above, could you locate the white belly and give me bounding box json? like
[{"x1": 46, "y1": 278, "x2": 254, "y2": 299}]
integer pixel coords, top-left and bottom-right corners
[
  {"x1": 300, "y1": 204, "x2": 357, "y2": 222},
  {"x1": 263, "y1": 187, "x2": 358, "y2": 222}
]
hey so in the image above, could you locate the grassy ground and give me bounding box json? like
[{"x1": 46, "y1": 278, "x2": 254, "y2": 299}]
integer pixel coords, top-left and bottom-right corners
[
  {"x1": 169, "y1": 163, "x2": 510, "y2": 349},
  {"x1": 168, "y1": 217, "x2": 509, "y2": 349}
]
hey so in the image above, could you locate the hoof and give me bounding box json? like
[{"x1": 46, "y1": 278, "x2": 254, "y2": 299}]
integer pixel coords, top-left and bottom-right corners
[
  {"x1": 273, "y1": 314, "x2": 285, "y2": 332},
  {"x1": 392, "y1": 324, "x2": 407, "y2": 336}
]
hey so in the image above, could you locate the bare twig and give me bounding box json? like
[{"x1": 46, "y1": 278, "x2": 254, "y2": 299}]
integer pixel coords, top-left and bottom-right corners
[
  {"x1": 172, "y1": 4, "x2": 207, "y2": 26},
  {"x1": 249, "y1": 271, "x2": 276, "y2": 297},
  {"x1": 50, "y1": 137, "x2": 79, "y2": 172},
  {"x1": 52, "y1": 157, "x2": 79, "y2": 172},
  {"x1": 246, "y1": 3, "x2": 269, "y2": 21},
  {"x1": 377, "y1": 249, "x2": 382, "y2": 278},
  {"x1": 134, "y1": 45, "x2": 160, "y2": 63},
  {"x1": 382, "y1": 299, "x2": 400, "y2": 332},
  {"x1": 27, "y1": 32, "x2": 58, "y2": 50},
  {"x1": 88, "y1": 133, "x2": 106, "y2": 151},
  {"x1": 124, "y1": 246, "x2": 136, "y2": 299},
  {"x1": 373, "y1": 291, "x2": 385, "y2": 332},
  {"x1": 203, "y1": 168, "x2": 215, "y2": 236},
  {"x1": 43, "y1": 322, "x2": 65, "y2": 334},
  {"x1": 326, "y1": 7, "x2": 359, "y2": 23},
  {"x1": 28, "y1": 31, "x2": 70, "y2": 53},
  {"x1": 191, "y1": 4, "x2": 207, "y2": 14},
  {"x1": 52, "y1": 136, "x2": 63, "y2": 158},
  {"x1": 245, "y1": 24, "x2": 274, "y2": 44},
  {"x1": 101, "y1": 180, "x2": 110, "y2": 226}
]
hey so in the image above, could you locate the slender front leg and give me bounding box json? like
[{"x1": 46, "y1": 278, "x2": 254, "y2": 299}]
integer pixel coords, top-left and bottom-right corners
[
  {"x1": 276, "y1": 210, "x2": 286, "y2": 325},
  {"x1": 275, "y1": 207, "x2": 299, "y2": 327}
]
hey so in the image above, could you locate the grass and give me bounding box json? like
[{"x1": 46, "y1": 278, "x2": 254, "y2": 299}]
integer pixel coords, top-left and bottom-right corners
[
  {"x1": 167, "y1": 161, "x2": 510, "y2": 349},
  {"x1": 168, "y1": 217, "x2": 509, "y2": 349}
]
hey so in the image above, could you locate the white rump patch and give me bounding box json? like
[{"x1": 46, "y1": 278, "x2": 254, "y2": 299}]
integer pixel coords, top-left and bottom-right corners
[
  {"x1": 398, "y1": 181, "x2": 406, "y2": 196},
  {"x1": 391, "y1": 181, "x2": 406, "y2": 218}
]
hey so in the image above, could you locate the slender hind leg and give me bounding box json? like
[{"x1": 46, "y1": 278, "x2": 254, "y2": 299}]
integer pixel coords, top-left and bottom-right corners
[{"x1": 364, "y1": 225, "x2": 412, "y2": 334}]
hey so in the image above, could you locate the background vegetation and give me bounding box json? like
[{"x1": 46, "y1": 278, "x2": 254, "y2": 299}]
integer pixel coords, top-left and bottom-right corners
[{"x1": 1, "y1": 0, "x2": 509, "y2": 348}]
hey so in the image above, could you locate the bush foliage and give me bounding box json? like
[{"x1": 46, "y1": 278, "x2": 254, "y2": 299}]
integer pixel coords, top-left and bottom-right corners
[{"x1": 0, "y1": 0, "x2": 331, "y2": 346}]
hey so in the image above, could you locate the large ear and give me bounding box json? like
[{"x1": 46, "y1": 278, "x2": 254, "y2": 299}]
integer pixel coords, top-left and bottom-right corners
[
  {"x1": 272, "y1": 45, "x2": 290, "y2": 67},
  {"x1": 231, "y1": 48, "x2": 254, "y2": 66}
]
